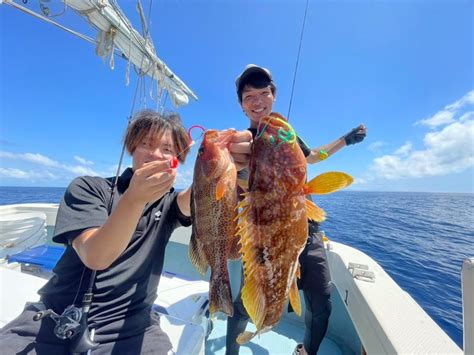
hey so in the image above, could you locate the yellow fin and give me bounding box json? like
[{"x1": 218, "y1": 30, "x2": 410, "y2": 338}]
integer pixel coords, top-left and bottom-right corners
[
  {"x1": 304, "y1": 172, "x2": 353, "y2": 195},
  {"x1": 289, "y1": 278, "x2": 302, "y2": 316},
  {"x1": 241, "y1": 266, "x2": 266, "y2": 329},
  {"x1": 237, "y1": 178, "x2": 248, "y2": 192},
  {"x1": 305, "y1": 199, "x2": 326, "y2": 222},
  {"x1": 189, "y1": 233, "x2": 208, "y2": 275},
  {"x1": 237, "y1": 331, "x2": 256, "y2": 345},
  {"x1": 215, "y1": 176, "x2": 227, "y2": 200},
  {"x1": 238, "y1": 195, "x2": 266, "y2": 329}
]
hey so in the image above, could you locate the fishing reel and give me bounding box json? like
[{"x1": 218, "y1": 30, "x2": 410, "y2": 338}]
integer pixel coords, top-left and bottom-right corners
[{"x1": 33, "y1": 304, "x2": 99, "y2": 353}]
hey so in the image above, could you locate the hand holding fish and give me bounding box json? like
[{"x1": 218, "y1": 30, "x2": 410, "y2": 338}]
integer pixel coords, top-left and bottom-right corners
[
  {"x1": 228, "y1": 130, "x2": 253, "y2": 170},
  {"x1": 126, "y1": 160, "x2": 177, "y2": 205}
]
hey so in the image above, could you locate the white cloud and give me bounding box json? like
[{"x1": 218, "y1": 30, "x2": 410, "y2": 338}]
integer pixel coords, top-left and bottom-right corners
[
  {"x1": 416, "y1": 90, "x2": 474, "y2": 128},
  {"x1": 0, "y1": 168, "x2": 58, "y2": 180},
  {"x1": 417, "y1": 111, "x2": 455, "y2": 128},
  {"x1": 446, "y1": 90, "x2": 474, "y2": 111},
  {"x1": 74, "y1": 156, "x2": 94, "y2": 166},
  {"x1": 459, "y1": 111, "x2": 474, "y2": 123},
  {"x1": 0, "y1": 168, "x2": 31, "y2": 179},
  {"x1": 352, "y1": 176, "x2": 368, "y2": 185},
  {"x1": 368, "y1": 92, "x2": 474, "y2": 180},
  {"x1": 0, "y1": 151, "x2": 60, "y2": 168},
  {"x1": 23, "y1": 153, "x2": 61, "y2": 167},
  {"x1": 65, "y1": 165, "x2": 100, "y2": 176},
  {"x1": 368, "y1": 141, "x2": 386, "y2": 153},
  {"x1": 0, "y1": 151, "x2": 106, "y2": 185},
  {"x1": 394, "y1": 142, "x2": 412, "y2": 156}
]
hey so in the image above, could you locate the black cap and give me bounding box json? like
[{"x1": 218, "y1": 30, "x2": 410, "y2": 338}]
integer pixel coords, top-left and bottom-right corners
[{"x1": 235, "y1": 64, "x2": 273, "y2": 93}]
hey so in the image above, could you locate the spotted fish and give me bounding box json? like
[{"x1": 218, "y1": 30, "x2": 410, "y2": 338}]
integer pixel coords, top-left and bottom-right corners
[
  {"x1": 236, "y1": 114, "x2": 353, "y2": 343},
  {"x1": 190, "y1": 129, "x2": 241, "y2": 316}
]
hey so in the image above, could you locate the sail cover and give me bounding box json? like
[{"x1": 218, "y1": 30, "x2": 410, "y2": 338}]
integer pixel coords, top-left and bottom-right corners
[{"x1": 64, "y1": 0, "x2": 197, "y2": 107}]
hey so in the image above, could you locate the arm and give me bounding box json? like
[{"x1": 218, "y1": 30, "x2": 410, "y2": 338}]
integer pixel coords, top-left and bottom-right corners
[
  {"x1": 177, "y1": 186, "x2": 192, "y2": 217},
  {"x1": 72, "y1": 160, "x2": 176, "y2": 270},
  {"x1": 306, "y1": 124, "x2": 367, "y2": 164}
]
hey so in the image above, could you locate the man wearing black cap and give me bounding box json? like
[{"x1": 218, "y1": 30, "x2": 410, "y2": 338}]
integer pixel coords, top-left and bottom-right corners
[{"x1": 226, "y1": 64, "x2": 367, "y2": 355}]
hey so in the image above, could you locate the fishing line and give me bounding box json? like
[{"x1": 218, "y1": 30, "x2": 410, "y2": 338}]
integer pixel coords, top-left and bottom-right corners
[
  {"x1": 287, "y1": 0, "x2": 310, "y2": 121},
  {"x1": 173, "y1": 124, "x2": 206, "y2": 160}
]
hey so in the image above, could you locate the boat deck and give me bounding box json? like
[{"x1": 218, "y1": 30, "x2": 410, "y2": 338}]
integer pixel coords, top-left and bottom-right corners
[
  {"x1": 164, "y1": 241, "x2": 346, "y2": 355},
  {"x1": 205, "y1": 317, "x2": 342, "y2": 355}
]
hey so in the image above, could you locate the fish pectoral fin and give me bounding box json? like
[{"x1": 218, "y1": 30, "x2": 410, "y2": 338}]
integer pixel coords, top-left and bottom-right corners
[
  {"x1": 215, "y1": 176, "x2": 227, "y2": 200},
  {"x1": 305, "y1": 199, "x2": 326, "y2": 222},
  {"x1": 289, "y1": 278, "x2": 302, "y2": 317},
  {"x1": 237, "y1": 330, "x2": 256, "y2": 345},
  {"x1": 304, "y1": 172, "x2": 353, "y2": 195},
  {"x1": 189, "y1": 233, "x2": 209, "y2": 275}
]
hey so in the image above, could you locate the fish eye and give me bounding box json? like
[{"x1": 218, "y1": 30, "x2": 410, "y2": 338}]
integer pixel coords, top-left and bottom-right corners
[{"x1": 198, "y1": 146, "x2": 204, "y2": 156}]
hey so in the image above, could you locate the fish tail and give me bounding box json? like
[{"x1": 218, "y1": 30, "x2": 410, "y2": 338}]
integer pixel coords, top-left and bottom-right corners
[
  {"x1": 209, "y1": 269, "x2": 234, "y2": 317},
  {"x1": 237, "y1": 330, "x2": 256, "y2": 345}
]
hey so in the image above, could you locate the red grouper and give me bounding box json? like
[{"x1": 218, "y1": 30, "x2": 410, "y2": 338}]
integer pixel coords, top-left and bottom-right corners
[
  {"x1": 236, "y1": 113, "x2": 353, "y2": 343},
  {"x1": 189, "y1": 129, "x2": 241, "y2": 316}
]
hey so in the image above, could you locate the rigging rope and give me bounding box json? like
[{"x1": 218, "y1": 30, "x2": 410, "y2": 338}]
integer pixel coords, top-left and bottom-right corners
[
  {"x1": 287, "y1": 0, "x2": 310, "y2": 120},
  {"x1": 4, "y1": 0, "x2": 96, "y2": 45}
]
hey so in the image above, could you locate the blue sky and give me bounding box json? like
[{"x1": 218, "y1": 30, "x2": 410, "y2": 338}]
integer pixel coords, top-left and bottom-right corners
[{"x1": 1, "y1": 0, "x2": 473, "y2": 192}]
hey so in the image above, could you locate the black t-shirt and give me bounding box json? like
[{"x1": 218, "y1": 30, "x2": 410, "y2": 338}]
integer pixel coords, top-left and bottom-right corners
[{"x1": 38, "y1": 168, "x2": 191, "y2": 336}]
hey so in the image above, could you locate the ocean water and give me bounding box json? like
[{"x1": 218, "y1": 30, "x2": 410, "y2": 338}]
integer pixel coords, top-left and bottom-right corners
[{"x1": 1, "y1": 186, "x2": 472, "y2": 347}]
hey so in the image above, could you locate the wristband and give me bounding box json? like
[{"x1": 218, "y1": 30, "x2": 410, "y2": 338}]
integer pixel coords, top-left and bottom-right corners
[{"x1": 318, "y1": 149, "x2": 328, "y2": 160}]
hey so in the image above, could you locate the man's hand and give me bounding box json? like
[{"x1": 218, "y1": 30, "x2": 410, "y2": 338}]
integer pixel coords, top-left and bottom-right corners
[
  {"x1": 343, "y1": 124, "x2": 367, "y2": 145},
  {"x1": 126, "y1": 160, "x2": 177, "y2": 206},
  {"x1": 229, "y1": 130, "x2": 252, "y2": 171}
]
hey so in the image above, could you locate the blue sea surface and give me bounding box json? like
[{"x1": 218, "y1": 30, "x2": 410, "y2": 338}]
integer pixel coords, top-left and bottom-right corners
[
  {"x1": 316, "y1": 191, "x2": 473, "y2": 348},
  {"x1": 1, "y1": 186, "x2": 472, "y2": 347},
  {"x1": 0, "y1": 186, "x2": 65, "y2": 204}
]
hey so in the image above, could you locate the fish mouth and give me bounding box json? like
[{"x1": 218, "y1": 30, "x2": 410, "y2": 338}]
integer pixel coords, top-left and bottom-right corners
[{"x1": 204, "y1": 129, "x2": 219, "y2": 140}]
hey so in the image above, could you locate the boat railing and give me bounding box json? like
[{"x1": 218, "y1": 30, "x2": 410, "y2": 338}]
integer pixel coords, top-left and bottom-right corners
[{"x1": 462, "y1": 257, "x2": 473, "y2": 354}]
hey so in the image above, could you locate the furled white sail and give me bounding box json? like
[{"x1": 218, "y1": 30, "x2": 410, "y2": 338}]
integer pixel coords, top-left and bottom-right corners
[
  {"x1": 65, "y1": 0, "x2": 197, "y2": 107},
  {"x1": 2, "y1": 0, "x2": 197, "y2": 107}
]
